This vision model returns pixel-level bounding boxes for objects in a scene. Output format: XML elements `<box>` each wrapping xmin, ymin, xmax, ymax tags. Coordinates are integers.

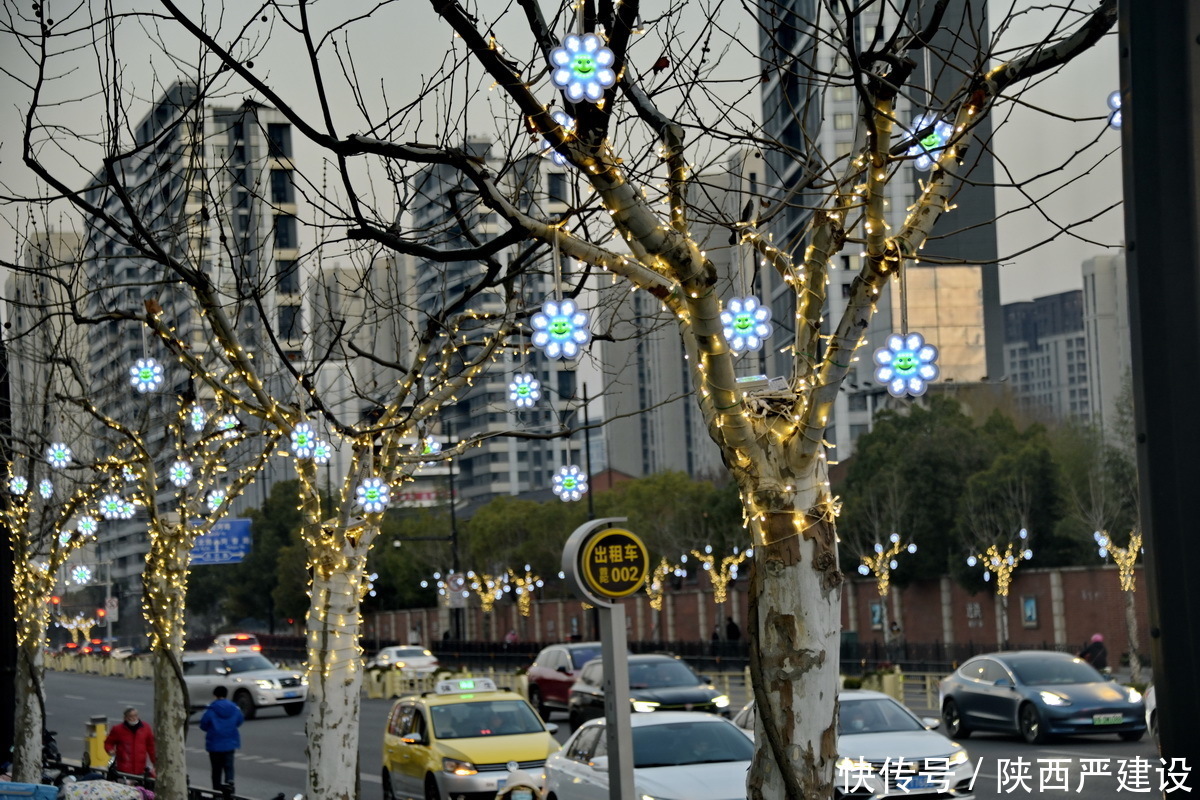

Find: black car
<box><xmin>939</xmin><ymin>650</ymin><xmax>1146</xmax><ymax>744</ymax></box>
<box><xmin>567</xmin><ymin>653</ymin><xmax>731</xmax><ymax>730</ymax></box>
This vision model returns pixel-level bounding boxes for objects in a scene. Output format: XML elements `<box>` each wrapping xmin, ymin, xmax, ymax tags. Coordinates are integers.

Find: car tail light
<box><xmin>102</xmin><ymin>646</ymin><xmax>112</xmax><ymax>652</ymax></box>
<box><xmin>252</xmin><ymin>645</ymin><xmax>262</xmax><ymax>652</ymax></box>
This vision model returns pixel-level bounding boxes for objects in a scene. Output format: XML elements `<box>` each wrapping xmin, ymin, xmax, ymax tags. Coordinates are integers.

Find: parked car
<box><xmin>567</xmin><ymin>653</ymin><xmax>730</xmax><ymax>730</ymax></box>
<box><xmin>939</xmin><ymin>650</ymin><xmax>1146</xmax><ymax>744</ymax></box>
<box><xmin>367</xmin><ymin>646</ymin><xmax>440</xmax><ymax>674</ymax></box>
<box><xmin>109</xmin><ymin>646</ymin><xmax>137</xmax><ymax>660</ymax></box>
<box><xmin>526</xmin><ymin>641</ymin><xmax>602</xmax><ymax>719</ymax></box>
<box><xmin>732</xmin><ymin>693</ymin><xmax>976</xmax><ymax>798</ymax></box>
<box><xmin>182</xmin><ymin>652</ymin><xmax>306</xmax><ymax>719</ymax></box>
<box><xmin>381</xmin><ymin>676</ymin><xmax>560</xmax><ymax>800</ymax></box>
<box><xmin>544</xmin><ymin>712</ymin><xmax>753</xmax><ymax>800</ymax></box>
<box><xmin>1145</xmin><ymin>684</ymin><xmax>1158</xmax><ymax>748</ymax></box>
<box><xmin>207</xmin><ymin>632</ymin><xmax>262</xmax><ymax>654</ymax></box>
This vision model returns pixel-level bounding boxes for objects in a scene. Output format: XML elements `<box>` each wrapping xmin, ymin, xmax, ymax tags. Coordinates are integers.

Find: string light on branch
<box><xmin>873</xmin><ymin>332</ymin><xmax>940</xmax><ymax>397</ymax></box>
<box><xmin>1107</xmin><ymin>91</ymin><xmax>1122</xmax><ymax>130</ymax></box>
<box><xmin>907</xmin><ymin>114</ymin><xmax>954</xmax><ymax>171</ymax></box>
<box><xmin>356</xmin><ymin>477</ymin><xmax>391</xmax><ymax>513</ymax></box>
<box><xmin>858</xmin><ymin>533</ymin><xmax>918</xmax><ymax>597</ymax></box>
<box><xmin>39</xmin><ymin>479</ymin><xmax>53</xmax><ymax>499</ymax></box>
<box><xmin>129</xmin><ymin>358</ymin><xmax>165</xmax><ymax>393</ymax></box>
<box><xmin>549</xmin><ymin>33</ymin><xmax>616</xmax><ymax>103</ymax></box>
<box><xmin>468</xmin><ymin>570</ymin><xmax>507</xmax><ymax>613</ymax></box>
<box><xmin>645</xmin><ymin>558</ymin><xmax>681</xmax><ymax>611</ymax></box>
<box><xmin>291</xmin><ymin>423</ymin><xmax>317</xmax><ymax>458</ymax></box>
<box><xmin>689</xmin><ymin>546</ymin><xmax>752</xmax><ymax>603</ymax></box>
<box><xmin>9</xmin><ymin>476</ymin><xmax>28</xmax><ymax>495</ymax></box>
<box><xmin>509</xmin><ymin>373</ymin><xmax>542</xmax><ymax>408</ymax></box>
<box><xmin>540</xmin><ymin>110</ymin><xmax>576</xmax><ymax>166</ymax></box>
<box><xmin>552</xmin><ymin>464</ymin><xmax>588</xmax><ymax>502</ymax></box>
<box><xmin>1094</xmin><ymin>530</ymin><xmax>1142</xmax><ymax>592</ymax></box>
<box><xmin>966</xmin><ymin>529</ymin><xmax>1032</xmax><ymax>597</ymax></box>
<box><xmin>169</xmin><ymin>460</ymin><xmax>193</xmax><ymax>488</ymax></box>
<box><xmin>720</xmin><ymin>296</ymin><xmax>773</xmax><ymax>353</ymax></box>
<box><xmin>46</xmin><ymin>442</ymin><xmax>72</xmax><ymax>469</ymax></box>
<box><xmin>531</xmin><ymin>298</ymin><xmax>591</xmax><ymax>360</ymax></box>
<box><xmin>507</xmin><ymin>565</ymin><xmax>544</xmax><ymax>617</ymax></box>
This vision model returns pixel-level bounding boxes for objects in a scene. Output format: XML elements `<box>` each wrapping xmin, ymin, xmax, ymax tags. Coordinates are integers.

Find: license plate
<box><xmin>282</xmin><ymin>691</ymin><xmax>300</xmax><ymax>699</ymax></box>
<box><xmin>905</xmin><ymin>775</ymin><xmax>932</xmax><ymax>790</ymax></box>
<box><xmin>496</xmin><ymin>779</ymin><xmax>505</xmax><ymax>789</ymax></box>
<box><xmin>1093</xmin><ymin>713</ymin><xmax>1123</xmax><ymax>725</ymax></box>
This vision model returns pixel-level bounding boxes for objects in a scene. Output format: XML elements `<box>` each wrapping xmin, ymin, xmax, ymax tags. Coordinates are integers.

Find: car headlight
<box><xmin>1039</xmin><ymin>690</ymin><xmax>1071</xmax><ymax>706</ymax></box>
<box><xmin>836</xmin><ymin>757</ymin><xmax>873</xmax><ymax>772</ymax></box>
<box><xmin>1127</xmin><ymin>687</ymin><xmax>1143</xmax><ymax>703</ymax></box>
<box><xmin>442</xmin><ymin>758</ymin><xmax>477</xmax><ymax>776</ymax></box>
<box><xmin>631</xmin><ymin>700</ymin><xmax>660</xmax><ymax>713</ymax></box>
<box><xmin>713</xmin><ymin>694</ymin><xmax>730</xmax><ymax>709</ymax></box>
<box><xmin>299</xmin><ymin>675</ymin><xmax>308</xmax><ymax>686</ymax></box>
<box><xmin>948</xmin><ymin>748</ymin><xmax>969</xmax><ymax>766</ymax></box>
<box><xmin>256</xmin><ymin>679</ymin><xmax>276</xmax><ymax>689</ymax></box>
<box><xmin>394</xmin><ymin>661</ymin><xmax>407</xmax><ymax>669</ymax></box>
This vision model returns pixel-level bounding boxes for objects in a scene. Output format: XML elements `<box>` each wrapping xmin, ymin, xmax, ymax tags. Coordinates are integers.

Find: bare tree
<box><xmin>960</xmin><ymin>477</ymin><xmax>1035</xmax><ymax>647</ymax></box>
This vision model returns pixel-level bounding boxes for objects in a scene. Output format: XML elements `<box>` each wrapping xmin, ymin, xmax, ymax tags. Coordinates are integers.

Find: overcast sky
<box><xmin>0</xmin><ymin>0</ymin><xmax>1123</xmax><ymax>305</ymax></box>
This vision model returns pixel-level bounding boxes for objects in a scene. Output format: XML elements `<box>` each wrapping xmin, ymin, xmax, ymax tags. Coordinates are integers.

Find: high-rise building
<box><xmin>1081</xmin><ymin>254</ymin><xmax>1132</xmax><ymax>434</ymax></box>
<box><xmin>1002</xmin><ymin>290</ymin><xmax>1089</xmax><ymax>421</ymax></box>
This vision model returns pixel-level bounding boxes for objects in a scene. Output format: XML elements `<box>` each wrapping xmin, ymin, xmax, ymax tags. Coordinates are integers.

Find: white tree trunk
<box><xmin>1124</xmin><ymin>590</ymin><xmax>1142</xmax><ymax>683</ymax></box>
<box><xmin>746</xmin><ymin>472</ymin><xmax>842</xmax><ymax>800</ymax></box>
<box><xmin>144</xmin><ymin>536</ymin><xmax>190</xmax><ymax>800</ymax></box>
<box><xmin>306</xmin><ymin>568</ymin><xmax>365</xmax><ymax>800</ymax></box>
<box><xmin>13</xmin><ymin>632</ymin><xmax>46</xmax><ymax>782</ymax></box>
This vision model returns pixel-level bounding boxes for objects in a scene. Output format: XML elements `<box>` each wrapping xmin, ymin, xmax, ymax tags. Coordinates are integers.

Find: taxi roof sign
<box><xmin>434</xmin><ymin>677</ymin><xmax>498</xmax><ymax>695</ymax></box>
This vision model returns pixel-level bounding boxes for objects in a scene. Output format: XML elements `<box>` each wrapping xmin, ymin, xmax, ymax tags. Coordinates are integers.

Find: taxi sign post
<box><xmin>562</xmin><ymin>518</ymin><xmax>649</xmax><ymax>800</ymax></box>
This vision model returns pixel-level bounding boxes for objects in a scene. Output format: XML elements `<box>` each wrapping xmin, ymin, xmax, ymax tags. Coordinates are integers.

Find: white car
<box><xmin>1146</xmin><ymin>685</ymin><xmax>1158</xmax><ymax>748</ymax></box>
<box><xmin>367</xmin><ymin>645</ymin><xmax>440</xmax><ymax>674</ymax></box>
<box><xmin>544</xmin><ymin>711</ymin><xmax>753</xmax><ymax>800</ymax></box>
<box><xmin>182</xmin><ymin>652</ymin><xmax>306</xmax><ymax>719</ymax></box>
<box><xmin>207</xmin><ymin>632</ymin><xmax>262</xmax><ymax>654</ymax></box>
<box><xmin>733</xmin><ymin>691</ymin><xmax>976</xmax><ymax>799</ymax></box>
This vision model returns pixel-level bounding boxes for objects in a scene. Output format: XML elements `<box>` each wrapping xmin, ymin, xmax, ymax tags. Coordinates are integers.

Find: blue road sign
<box><xmin>190</xmin><ymin>518</ymin><xmax>252</xmax><ymax>565</ymax></box>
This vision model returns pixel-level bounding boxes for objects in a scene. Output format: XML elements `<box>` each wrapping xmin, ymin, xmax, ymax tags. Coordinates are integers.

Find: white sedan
<box><xmin>544</xmin><ymin>711</ymin><xmax>752</xmax><ymax>800</ymax></box>
<box><xmin>366</xmin><ymin>646</ymin><xmax>440</xmax><ymax>674</ymax></box>
<box><xmin>733</xmin><ymin>691</ymin><xmax>977</xmax><ymax>799</ymax></box>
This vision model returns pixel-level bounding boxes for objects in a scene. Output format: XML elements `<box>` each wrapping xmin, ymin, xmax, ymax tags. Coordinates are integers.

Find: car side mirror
<box><xmin>922</xmin><ymin>717</ymin><xmax>940</xmax><ymax>730</ymax></box>
<box><xmin>402</xmin><ymin>732</ymin><xmax>424</xmax><ymax>745</ymax></box>
<box><xmin>589</xmin><ymin>756</ymin><xmax>608</xmax><ymax>771</ymax></box>
<box><xmin>544</xmin><ymin>722</ymin><xmax>558</xmax><ymax>735</ymax></box>
<box><xmin>995</xmin><ymin>677</ymin><xmax>1014</xmax><ymax>688</ymax></box>
<box><xmin>556</xmin><ymin>666</ymin><xmax>571</xmax><ymax>675</ymax></box>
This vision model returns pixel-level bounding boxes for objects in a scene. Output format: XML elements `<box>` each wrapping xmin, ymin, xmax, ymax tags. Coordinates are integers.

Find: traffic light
<box><xmin>49</xmin><ymin>596</ymin><xmax>60</xmax><ymax>606</ymax></box>
<box><xmin>96</xmin><ymin>608</ymin><xmax>106</xmax><ymax>619</ymax></box>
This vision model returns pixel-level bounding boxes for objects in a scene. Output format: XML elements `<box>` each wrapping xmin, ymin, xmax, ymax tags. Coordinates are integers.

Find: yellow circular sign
<box><xmin>579</xmin><ymin>528</ymin><xmax>649</xmax><ymax>598</ymax></box>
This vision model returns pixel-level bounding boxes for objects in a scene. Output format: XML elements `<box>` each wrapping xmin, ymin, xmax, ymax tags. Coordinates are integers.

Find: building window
<box><xmin>832</xmin><ymin>86</ymin><xmax>854</xmax><ymax>102</ymax></box>
<box><xmin>557</xmin><ymin>370</ymin><xmax>576</xmax><ymax>400</ymax></box>
<box><xmin>270</xmin><ymin>169</ymin><xmax>295</xmax><ymax>204</ymax></box>
<box><xmin>274</xmin><ymin>214</ymin><xmax>297</xmax><ymax>249</ymax></box>
<box><xmin>267</xmin><ymin>124</ymin><xmax>292</xmax><ymax>159</ymax></box>
<box><xmin>548</xmin><ymin>172</ymin><xmax>568</xmax><ymax>205</ymax></box>
<box><xmin>278</xmin><ymin>305</ymin><xmax>302</xmax><ymax>339</ymax></box>
<box><xmin>277</xmin><ymin>260</ymin><xmax>300</xmax><ymax>293</ymax></box>
<box><xmin>848</xmin><ymin>394</ymin><xmax>868</xmax><ymax>411</ymax></box>
<box><xmin>833</xmin><ymin>113</ymin><xmax>854</xmax><ymax>130</ymax></box>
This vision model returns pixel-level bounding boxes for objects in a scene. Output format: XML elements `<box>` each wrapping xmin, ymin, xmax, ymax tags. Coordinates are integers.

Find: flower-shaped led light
<box><xmin>218</xmin><ymin>414</ymin><xmax>240</xmax><ymax>439</ymax></box>
<box><xmin>59</xmin><ymin>531</ymin><xmax>72</xmax><ymax>546</ymax></box>
<box><xmin>188</xmin><ymin>403</ymin><xmax>207</xmax><ymax>432</ymax></box>
<box><xmin>39</xmin><ymin>479</ymin><xmax>53</xmax><ymax>499</ymax></box>
<box><xmin>118</xmin><ymin>500</ymin><xmax>136</xmax><ymax>520</ymax></box>
<box><xmin>552</xmin><ymin>464</ymin><xmax>588</xmax><ymax>502</ymax></box>
<box><xmin>356</xmin><ymin>477</ymin><xmax>391</xmax><ymax>514</ymax></box>
<box><xmin>720</xmin><ymin>296</ymin><xmax>773</xmax><ymax>353</ymax></box>
<box><xmin>207</xmin><ymin>489</ymin><xmax>227</xmax><ymax>512</ymax></box>
<box><xmin>1107</xmin><ymin>91</ymin><xmax>1121</xmax><ymax>130</ymax></box>
<box><xmin>46</xmin><ymin>442</ymin><xmax>72</xmax><ymax>469</ymax></box>
<box><xmin>9</xmin><ymin>476</ymin><xmax>28</xmax><ymax>496</ymax></box>
<box><xmin>169</xmin><ymin>460</ymin><xmax>193</xmax><ymax>488</ymax></box>
<box><xmin>72</xmin><ymin>565</ymin><xmax>92</xmax><ymax>585</ymax></box>
<box><xmin>291</xmin><ymin>422</ymin><xmax>317</xmax><ymax>458</ymax></box>
<box><xmin>540</xmin><ymin>110</ymin><xmax>576</xmax><ymax>166</ymax></box>
<box><xmin>907</xmin><ymin>114</ymin><xmax>955</xmax><ymax>171</ymax></box>
<box><xmin>129</xmin><ymin>358</ymin><xmax>165</xmax><ymax>393</ymax></box>
<box><xmin>509</xmin><ymin>373</ymin><xmax>542</xmax><ymax>409</ymax></box>
<box><xmin>549</xmin><ymin>33</ymin><xmax>617</xmax><ymax>104</ymax></box>
<box><xmin>531</xmin><ymin>298</ymin><xmax>591</xmax><ymax>360</ymax></box>
<box><xmin>77</xmin><ymin>516</ymin><xmax>98</xmax><ymax>537</ymax></box>
<box><xmin>420</xmin><ymin>438</ymin><xmax>441</xmax><ymax>457</ymax></box>
<box><xmin>312</xmin><ymin>440</ymin><xmax>332</xmax><ymax>465</ymax></box>
<box><xmin>100</xmin><ymin>494</ymin><xmax>124</xmax><ymax>519</ymax></box>
<box><xmin>873</xmin><ymin>332</ymin><xmax>940</xmax><ymax>397</ymax></box>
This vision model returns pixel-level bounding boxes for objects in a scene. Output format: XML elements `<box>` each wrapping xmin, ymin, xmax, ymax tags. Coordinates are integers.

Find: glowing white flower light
<box><xmin>218</xmin><ymin>414</ymin><xmax>239</xmax><ymax>439</ymax></box>
<box><xmin>356</xmin><ymin>477</ymin><xmax>391</xmax><ymax>513</ymax></box>
<box><xmin>966</xmin><ymin>555</ymin><xmax>977</xmax><ymax>567</ymax></box>
<box><xmin>39</xmin><ymin>480</ymin><xmax>53</xmax><ymax>499</ymax></box>
<box><xmin>129</xmin><ymin>358</ymin><xmax>165</xmax><ymax>393</ymax></box>
<box><xmin>188</xmin><ymin>403</ymin><xmax>207</xmax><ymax>432</ymax></box>
<box><xmin>312</xmin><ymin>440</ymin><xmax>332</xmax><ymax>465</ymax></box>
<box><xmin>59</xmin><ymin>531</ymin><xmax>72</xmax><ymax>546</ymax></box>
<box><xmin>9</xmin><ymin>476</ymin><xmax>28</xmax><ymax>496</ymax></box>
<box><xmin>857</xmin><ymin>564</ymin><xmax>871</xmax><ymax>576</ymax></box>
<box><xmin>291</xmin><ymin>423</ymin><xmax>317</xmax><ymax>458</ymax></box>
<box><xmin>118</xmin><ymin>500</ymin><xmax>136</xmax><ymax>520</ymax></box>
<box><xmin>907</xmin><ymin>114</ymin><xmax>954</xmax><ymax>171</ymax></box>
<box><xmin>72</xmin><ymin>565</ymin><xmax>92</xmax><ymax>585</ymax></box>
<box><xmin>1107</xmin><ymin>90</ymin><xmax>1122</xmax><ymax>130</ymax></box>
<box><xmin>720</xmin><ymin>296</ymin><xmax>773</xmax><ymax>353</ymax></box>
<box><xmin>207</xmin><ymin>489</ymin><xmax>227</xmax><ymax>512</ymax></box>
<box><xmin>873</xmin><ymin>332</ymin><xmax>940</xmax><ymax>397</ymax></box>
<box><xmin>531</xmin><ymin>298</ymin><xmax>591</xmax><ymax>360</ymax></box>
<box><xmin>122</xmin><ymin>467</ymin><xmax>136</xmax><ymax>483</ymax></box>
<box><xmin>420</xmin><ymin>438</ymin><xmax>441</xmax><ymax>457</ymax></box>
<box><xmin>540</xmin><ymin>110</ymin><xmax>576</xmax><ymax>166</ymax></box>
<box><xmin>169</xmin><ymin>460</ymin><xmax>193</xmax><ymax>488</ymax></box>
<box><xmin>46</xmin><ymin>442</ymin><xmax>72</xmax><ymax>469</ymax></box>
<box><xmin>509</xmin><ymin>374</ymin><xmax>542</xmax><ymax>409</ymax></box>
<box><xmin>77</xmin><ymin>516</ymin><xmax>98</xmax><ymax>537</ymax></box>
<box><xmin>552</xmin><ymin>464</ymin><xmax>588</xmax><ymax>502</ymax></box>
<box><xmin>549</xmin><ymin>33</ymin><xmax>617</xmax><ymax>104</ymax></box>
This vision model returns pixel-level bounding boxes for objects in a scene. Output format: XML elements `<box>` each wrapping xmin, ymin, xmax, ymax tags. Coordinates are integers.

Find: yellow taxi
<box><xmin>382</xmin><ymin>677</ymin><xmax>560</xmax><ymax>800</ymax></box>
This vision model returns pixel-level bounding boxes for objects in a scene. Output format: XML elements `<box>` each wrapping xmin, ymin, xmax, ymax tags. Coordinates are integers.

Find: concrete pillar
<box><xmin>697</xmin><ymin>589</ymin><xmax>708</xmax><ymax>643</ymax></box>
<box><xmin>557</xmin><ymin>600</ymin><xmax>565</xmax><ymax>641</ymax></box>
<box><xmin>847</xmin><ymin>581</ymin><xmax>859</xmax><ymax>633</ymax></box>
<box><xmin>891</xmin><ymin>589</ymin><xmax>904</xmax><ymax>633</ymax></box>
<box><xmin>940</xmin><ymin>577</ymin><xmax>955</xmax><ymax>645</ymax></box>
<box><xmin>532</xmin><ymin>599</ymin><xmax>542</xmax><ymax>641</ymax></box>
<box><xmin>1050</xmin><ymin>570</ymin><xmax>1067</xmax><ymax>647</ymax></box>
<box><xmin>634</xmin><ymin>596</ymin><xmax>644</xmax><ymax>641</ymax></box>
<box><xmin>666</xmin><ymin>591</ymin><xmax>677</xmax><ymax>641</ymax></box>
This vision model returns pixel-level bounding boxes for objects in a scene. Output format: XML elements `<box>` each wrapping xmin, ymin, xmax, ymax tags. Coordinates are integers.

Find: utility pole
<box><xmin>0</xmin><ymin>330</ymin><xmax>16</xmax><ymax>757</ymax></box>
<box><xmin>446</xmin><ymin>419</ymin><xmax>463</xmax><ymax>641</ymax></box>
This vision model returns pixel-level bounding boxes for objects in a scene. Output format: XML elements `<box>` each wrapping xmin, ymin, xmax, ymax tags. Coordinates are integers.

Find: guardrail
<box><xmin>45</xmin><ymin>655</ymin><xmax>154</xmax><ymax>679</ymax></box>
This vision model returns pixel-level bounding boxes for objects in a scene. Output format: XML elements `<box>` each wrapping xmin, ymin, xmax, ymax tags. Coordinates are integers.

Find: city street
<box><xmin>44</xmin><ymin>671</ymin><xmax>1160</xmax><ymax>800</ymax></box>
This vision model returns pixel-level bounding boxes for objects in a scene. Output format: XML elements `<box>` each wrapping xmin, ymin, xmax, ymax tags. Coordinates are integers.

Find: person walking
<box><xmin>200</xmin><ymin>686</ymin><xmax>245</xmax><ymax>791</ymax></box>
<box><xmin>104</xmin><ymin>707</ymin><xmax>156</xmax><ymax>776</ymax></box>
<box><xmin>1078</xmin><ymin>633</ymin><xmax>1109</xmax><ymax>670</ymax></box>
<box><xmin>725</xmin><ymin>617</ymin><xmax>741</xmax><ymax>642</ymax></box>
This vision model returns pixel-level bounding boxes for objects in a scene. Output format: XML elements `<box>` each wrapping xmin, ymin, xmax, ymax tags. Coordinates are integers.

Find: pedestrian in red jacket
<box><xmin>104</xmin><ymin>707</ymin><xmax>157</xmax><ymax>776</ymax></box>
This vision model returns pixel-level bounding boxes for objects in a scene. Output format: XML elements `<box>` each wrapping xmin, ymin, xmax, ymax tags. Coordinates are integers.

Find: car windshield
<box><xmin>839</xmin><ymin>699</ymin><xmax>924</xmax><ymax>735</ymax></box>
<box><xmin>430</xmin><ymin>700</ymin><xmax>545</xmax><ymax>740</ymax></box>
<box><xmin>387</xmin><ymin>648</ymin><xmax>431</xmax><ymax>658</ymax></box>
<box><xmin>1009</xmin><ymin>658</ymin><xmax>1103</xmax><ymax>686</ymax></box>
<box><xmin>628</xmin><ymin>659</ymin><xmax>702</xmax><ymax>689</ymax></box>
<box><xmin>569</xmin><ymin>646</ymin><xmax>601</xmax><ymax>669</ymax></box>
<box><xmin>632</xmin><ymin>721</ymin><xmax>754</xmax><ymax>767</ymax></box>
<box><xmin>225</xmin><ymin>655</ymin><xmax>276</xmax><ymax>673</ymax></box>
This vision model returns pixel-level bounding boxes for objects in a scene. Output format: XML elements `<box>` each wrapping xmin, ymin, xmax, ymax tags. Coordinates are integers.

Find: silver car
<box><xmin>182</xmin><ymin>652</ymin><xmax>307</xmax><ymax>719</ymax></box>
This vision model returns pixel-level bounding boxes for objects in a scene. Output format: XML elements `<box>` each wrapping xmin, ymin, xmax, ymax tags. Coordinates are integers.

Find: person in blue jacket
<box><xmin>200</xmin><ymin>685</ymin><xmax>245</xmax><ymax>790</ymax></box>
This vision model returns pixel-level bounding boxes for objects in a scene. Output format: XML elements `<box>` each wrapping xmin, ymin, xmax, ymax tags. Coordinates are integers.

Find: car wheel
<box><xmin>1019</xmin><ymin>703</ymin><xmax>1046</xmax><ymax>744</ymax></box>
<box><xmin>284</xmin><ymin>702</ymin><xmax>304</xmax><ymax>717</ymax></box>
<box><xmin>424</xmin><ymin>774</ymin><xmax>441</xmax><ymax>800</ymax></box>
<box><xmin>1120</xmin><ymin>729</ymin><xmax>1145</xmax><ymax>742</ymax></box>
<box><xmin>233</xmin><ymin>690</ymin><xmax>257</xmax><ymax>720</ymax></box>
<box><xmin>382</xmin><ymin>770</ymin><xmax>395</xmax><ymax>800</ymax></box>
<box><xmin>529</xmin><ymin>686</ymin><xmax>549</xmax><ymax>720</ymax></box>
<box><xmin>942</xmin><ymin>699</ymin><xmax>970</xmax><ymax>739</ymax></box>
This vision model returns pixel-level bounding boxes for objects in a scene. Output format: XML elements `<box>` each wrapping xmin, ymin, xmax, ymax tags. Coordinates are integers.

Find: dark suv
<box><xmin>525</xmin><ymin>641</ymin><xmax>602</xmax><ymax>719</ymax></box>
<box><xmin>567</xmin><ymin>653</ymin><xmax>731</xmax><ymax>730</ymax></box>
